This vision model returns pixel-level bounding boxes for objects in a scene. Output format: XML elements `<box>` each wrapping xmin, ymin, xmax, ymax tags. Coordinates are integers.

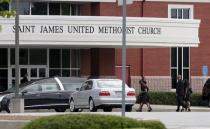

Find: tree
<box><xmin>0</xmin><ymin>0</ymin><xmax>15</xmax><ymax>17</ymax></box>
<box><xmin>0</xmin><ymin>0</ymin><xmax>15</xmax><ymax>32</ymax></box>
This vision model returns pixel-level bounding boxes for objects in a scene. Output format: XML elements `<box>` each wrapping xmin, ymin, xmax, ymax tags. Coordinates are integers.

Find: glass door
<box><xmin>8</xmin><ymin>65</ymin><xmax>48</xmax><ymax>89</ymax></box>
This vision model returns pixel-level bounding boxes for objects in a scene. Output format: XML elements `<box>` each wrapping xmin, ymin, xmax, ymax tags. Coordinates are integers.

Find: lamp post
<box><xmin>121</xmin><ymin>0</ymin><xmax>127</xmax><ymax>117</ymax></box>
<box><xmin>12</xmin><ymin>0</ymin><xmax>24</xmax><ymax>113</ymax></box>
<box><xmin>15</xmin><ymin>0</ymin><xmax>19</xmax><ymax>98</ymax></box>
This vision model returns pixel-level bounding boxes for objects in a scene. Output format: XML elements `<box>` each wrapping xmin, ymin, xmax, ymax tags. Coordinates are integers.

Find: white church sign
<box><xmin>0</xmin><ymin>16</ymin><xmax>200</xmax><ymax>47</ymax></box>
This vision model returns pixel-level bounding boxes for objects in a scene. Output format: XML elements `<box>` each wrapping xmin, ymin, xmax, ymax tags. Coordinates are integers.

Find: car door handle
<box><xmin>56</xmin><ymin>93</ymin><xmax>61</xmax><ymax>95</ymax></box>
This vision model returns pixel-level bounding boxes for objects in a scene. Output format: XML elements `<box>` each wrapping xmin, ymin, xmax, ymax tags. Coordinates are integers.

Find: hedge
<box><xmin>22</xmin><ymin>114</ymin><xmax>166</xmax><ymax>129</ymax></box>
<box><xmin>137</xmin><ymin>92</ymin><xmax>208</xmax><ymax>106</ymax></box>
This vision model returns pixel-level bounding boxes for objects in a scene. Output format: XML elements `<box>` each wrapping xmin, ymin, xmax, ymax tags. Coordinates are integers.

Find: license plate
<box><xmin>115</xmin><ymin>91</ymin><xmax>122</xmax><ymax>97</ymax></box>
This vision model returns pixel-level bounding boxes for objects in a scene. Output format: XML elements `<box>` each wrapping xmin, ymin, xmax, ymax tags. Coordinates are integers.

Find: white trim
<box><xmin>29</xmin><ymin>0</ymin><xmax>31</xmax><ymax>15</ymax></box>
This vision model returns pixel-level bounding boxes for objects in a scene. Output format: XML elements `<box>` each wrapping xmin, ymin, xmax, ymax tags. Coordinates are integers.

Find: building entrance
<box><xmin>8</xmin><ymin>65</ymin><xmax>48</xmax><ymax>89</ymax></box>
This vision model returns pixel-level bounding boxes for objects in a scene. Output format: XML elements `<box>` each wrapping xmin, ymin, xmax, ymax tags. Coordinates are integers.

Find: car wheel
<box><xmin>55</xmin><ymin>108</ymin><xmax>66</xmax><ymax>112</ymax></box>
<box><xmin>103</xmin><ymin>107</ymin><xmax>112</xmax><ymax>112</ymax></box>
<box><xmin>69</xmin><ymin>99</ymin><xmax>79</xmax><ymax>112</ymax></box>
<box><xmin>125</xmin><ymin>105</ymin><xmax>133</xmax><ymax>112</ymax></box>
<box><xmin>89</xmin><ymin>98</ymin><xmax>97</xmax><ymax>112</ymax></box>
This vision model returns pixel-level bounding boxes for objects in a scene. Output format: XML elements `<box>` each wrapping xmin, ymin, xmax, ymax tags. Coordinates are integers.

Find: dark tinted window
<box><xmin>183</xmin><ymin>47</ymin><xmax>189</xmax><ymax>67</ymax></box>
<box><xmin>71</xmin><ymin>4</ymin><xmax>80</xmax><ymax>15</ymax></box>
<box><xmin>49</xmin><ymin>69</ymin><xmax>61</xmax><ymax>77</ymax></box>
<box><xmin>0</xmin><ymin>69</ymin><xmax>8</xmax><ymax>92</ymax></box>
<box><xmin>178</xmin><ymin>48</ymin><xmax>182</xmax><ymax>75</ymax></box>
<box><xmin>31</xmin><ymin>2</ymin><xmax>47</xmax><ymax>15</ymax></box>
<box><xmin>178</xmin><ymin>9</ymin><xmax>182</xmax><ymax>19</ymax></box>
<box><xmin>11</xmin><ymin>48</ymin><xmax>28</xmax><ymax>65</ymax></box>
<box><xmin>50</xmin><ymin>49</ymin><xmax>61</xmax><ymax>68</ymax></box>
<box><xmin>0</xmin><ymin>2</ymin><xmax>9</xmax><ymax>11</ymax></box>
<box><xmin>171</xmin><ymin>48</ymin><xmax>177</xmax><ymax>67</ymax></box>
<box><xmin>61</xmin><ymin>3</ymin><xmax>70</xmax><ymax>15</ymax></box>
<box><xmin>20</xmin><ymin>49</ymin><xmax>28</xmax><ymax>65</ymax></box>
<box><xmin>183</xmin><ymin>9</ymin><xmax>190</xmax><ymax>19</ymax></box>
<box><xmin>0</xmin><ymin>48</ymin><xmax>7</xmax><ymax>68</ymax></box>
<box><xmin>183</xmin><ymin>69</ymin><xmax>189</xmax><ymax>81</ymax></box>
<box><xmin>30</xmin><ymin>49</ymin><xmax>47</xmax><ymax>65</ymax></box>
<box><xmin>171</xmin><ymin>69</ymin><xmax>177</xmax><ymax>89</ymax></box>
<box><xmin>49</xmin><ymin>3</ymin><xmax>60</xmax><ymax>15</ymax></box>
<box><xmin>22</xmin><ymin>84</ymin><xmax>41</xmax><ymax>93</ymax></box>
<box><xmin>62</xmin><ymin>49</ymin><xmax>70</xmax><ymax>68</ymax></box>
<box><xmin>171</xmin><ymin>9</ymin><xmax>177</xmax><ymax>19</ymax></box>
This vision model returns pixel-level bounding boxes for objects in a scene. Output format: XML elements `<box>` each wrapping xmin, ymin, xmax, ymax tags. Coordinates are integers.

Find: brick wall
<box><xmin>191</xmin><ymin>76</ymin><xmax>210</xmax><ymax>93</ymax></box>
<box><xmin>131</xmin><ymin>76</ymin><xmax>171</xmax><ymax>95</ymax></box>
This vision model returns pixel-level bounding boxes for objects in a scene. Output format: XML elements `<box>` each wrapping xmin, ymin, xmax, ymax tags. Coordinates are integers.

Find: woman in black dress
<box><xmin>137</xmin><ymin>76</ymin><xmax>152</xmax><ymax>112</ymax></box>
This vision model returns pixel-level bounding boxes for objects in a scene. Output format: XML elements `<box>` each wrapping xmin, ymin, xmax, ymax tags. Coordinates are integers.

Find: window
<box><xmin>49</xmin><ymin>3</ymin><xmax>60</xmax><ymax>15</ymax></box>
<box><xmin>0</xmin><ymin>48</ymin><xmax>7</xmax><ymax>68</ymax></box>
<box><xmin>31</xmin><ymin>2</ymin><xmax>47</xmax><ymax>15</ymax></box>
<box><xmin>22</xmin><ymin>84</ymin><xmax>42</xmax><ymax>93</ymax></box>
<box><xmin>11</xmin><ymin>1</ymin><xmax>30</xmax><ymax>15</ymax></box>
<box><xmin>29</xmin><ymin>49</ymin><xmax>47</xmax><ymax>65</ymax></box>
<box><xmin>61</xmin><ymin>3</ymin><xmax>70</xmax><ymax>15</ymax></box>
<box><xmin>80</xmin><ymin>83</ymin><xmax>87</xmax><ymax>91</ymax></box>
<box><xmin>0</xmin><ymin>2</ymin><xmax>9</xmax><ymax>11</ymax></box>
<box><xmin>11</xmin><ymin>48</ymin><xmax>28</xmax><ymax>65</ymax></box>
<box><xmin>49</xmin><ymin>49</ymin><xmax>80</xmax><ymax>77</ymax></box>
<box><xmin>50</xmin><ymin>49</ymin><xmax>61</xmax><ymax>68</ymax></box>
<box><xmin>169</xmin><ymin>5</ymin><xmax>193</xmax><ymax>89</ymax></box>
<box><xmin>24</xmin><ymin>2</ymin><xmax>80</xmax><ymax>16</ymax></box>
<box><xmin>86</xmin><ymin>81</ymin><xmax>93</xmax><ymax>90</ymax></box>
<box><xmin>41</xmin><ymin>83</ymin><xmax>60</xmax><ymax>92</ymax></box>
<box><xmin>71</xmin><ymin>4</ymin><xmax>80</xmax><ymax>15</ymax></box>
<box><xmin>39</xmin><ymin>78</ymin><xmax>60</xmax><ymax>92</ymax></box>
<box><xmin>0</xmin><ymin>69</ymin><xmax>8</xmax><ymax>92</ymax></box>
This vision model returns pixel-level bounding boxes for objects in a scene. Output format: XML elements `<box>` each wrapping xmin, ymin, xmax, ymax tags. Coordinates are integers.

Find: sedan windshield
<box><xmin>97</xmin><ymin>80</ymin><xmax>128</xmax><ymax>88</ymax></box>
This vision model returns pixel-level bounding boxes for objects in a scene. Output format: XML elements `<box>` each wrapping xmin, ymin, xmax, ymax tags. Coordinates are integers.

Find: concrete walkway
<box><xmin>1</xmin><ymin>105</ymin><xmax>210</xmax><ymax>129</ymax></box>
<box><xmin>132</xmin><ymin>104</ymin><xmax>210</xmax><ymax>112</ymax></box>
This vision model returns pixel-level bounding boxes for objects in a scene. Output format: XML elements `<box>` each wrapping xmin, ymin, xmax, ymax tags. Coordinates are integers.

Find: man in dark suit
<box><xmin>176</xmin><ymin>75</ymin><xmax>185</xmax><ymax>112</ymax></box>
<box><xmin>21</xmin><ymin>73</ymin><xmax>28</xmax><ymax>84</ymax></box>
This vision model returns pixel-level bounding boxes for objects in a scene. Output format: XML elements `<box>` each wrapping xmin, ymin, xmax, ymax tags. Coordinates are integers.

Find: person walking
<box><xmin>137</xmin><ymin>76</ymin><xmax>152</xmax><ymax>112</ymax></box>
<box><xmin>181</xmin><ymin>79</ymin><xmax>193</xmax><ymax>112</ymax></box>
<box><xmin>176</xmin><ymin>75</ymin><xmax>185</xmax><ymax>112</ymax></box>
<box><xmin>21</xmin><ymin>73</ymin><xmax>28</xmax><ymax>84</ymax></box>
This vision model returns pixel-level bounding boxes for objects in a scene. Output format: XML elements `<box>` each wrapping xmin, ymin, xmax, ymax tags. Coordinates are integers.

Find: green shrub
<box><xmin>137</xmin><ymin>92</ymin><xmax>208</xmax><ymax>106</ymax></box>
<box><xmin>22</xmin><ymin>114</ymin><xmax>166</xmax><ymax>129</ymax></box>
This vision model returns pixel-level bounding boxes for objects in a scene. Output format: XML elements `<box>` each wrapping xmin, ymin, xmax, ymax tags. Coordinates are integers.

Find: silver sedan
<box><xmin>69</xmin><ymin>79</ymin><xmax>136</xmax><ymax>112</ymax></box>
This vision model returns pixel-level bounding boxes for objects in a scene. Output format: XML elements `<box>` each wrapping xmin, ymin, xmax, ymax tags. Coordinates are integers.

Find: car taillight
<box><xmin>127</xmin><ymin>91</ymin><xmax>135</xmax><ymax>96</ymax></box>
<box><xmin>99</xmin><ymin>91</ymin><xmax>110</xmax><ymax>96</ymax></box>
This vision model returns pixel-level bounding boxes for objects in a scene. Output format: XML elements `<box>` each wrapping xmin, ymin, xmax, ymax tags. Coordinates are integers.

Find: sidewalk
<box><xmin>132</xmin><ymin>104</ymin><xmax>210</xmax><ymax>112</ymax></box>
